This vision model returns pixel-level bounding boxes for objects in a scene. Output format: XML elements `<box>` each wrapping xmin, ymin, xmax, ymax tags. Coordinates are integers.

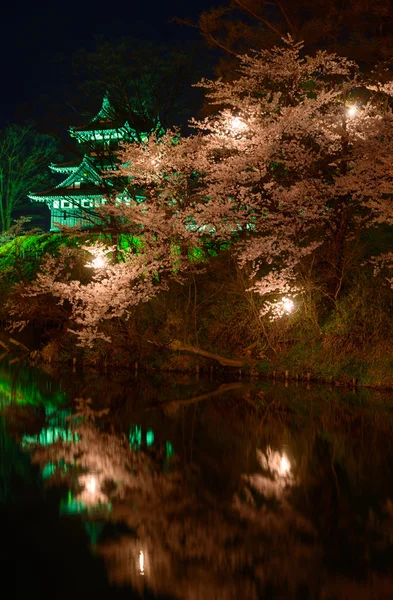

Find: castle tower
<box><xmin>28</xmin><ymin>94</ymin><xmax>150</xmax><ymax>231</ymax></box>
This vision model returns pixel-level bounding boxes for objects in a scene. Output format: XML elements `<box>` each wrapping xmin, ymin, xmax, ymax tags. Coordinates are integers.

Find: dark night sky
<box><xmin>0</xmin><ymin>0</ymin><xmax>216</xmax><ymax>128</ymax></box>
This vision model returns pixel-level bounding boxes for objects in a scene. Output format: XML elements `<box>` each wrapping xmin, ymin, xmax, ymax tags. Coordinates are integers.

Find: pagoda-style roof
<box><xmin>55</xmin><ymin>155</ymin><xmax>103</xmax><ymax>189</ymax></box>
<box><xmin>70</xmin><ymin>94</ymin><xmax>128</xmax><ymax>137</ymax></box>
<box><xmin>69</xmin><ymin>93</ymin><xmax>151</xmax><ymax>144</ymax></box>
<box><xmin>49</xmin><ymin>160</ymin><xmax>80</xmax><ymax>174</ymax></box>
<box><xmin>92</xmin><ymin>93</ymin><xmax>117</xmax><ymax>123</ymax></box>
<box><xmin>50</xmin><ymin>155</ymin><xmax>118</xmax><ymax>174</ymax></box>
<box><xmin>85</xmin><ymin>154</ymin><xmax>119</xmax><ymax>170</ymax></box>
<box><xmin>28</xmin><ymin>185</ymin><xmax>105</xmax><ymax>203</ymax></box>
<box><xmin>29</xmin><ymin>155</ymin><xmax>112</xmax><ymax>204</ymax></box>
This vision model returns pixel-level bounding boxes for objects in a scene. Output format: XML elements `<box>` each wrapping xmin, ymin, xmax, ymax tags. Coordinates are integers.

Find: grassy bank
<box><xmin>2</xmin><ymin>234</ymin><xmax>393</xmax><ymax>389</ymax></box>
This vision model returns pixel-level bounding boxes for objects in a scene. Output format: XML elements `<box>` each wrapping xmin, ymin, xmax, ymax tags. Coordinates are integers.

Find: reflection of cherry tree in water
<box><xmin>19</xmin><ymin>398</ymin><xmax>317</xmax><ymax>597</ymax></box>
<box><xmin>21</xmin><ymin>396</ymin><xmax>393</xmax><ymax>599</ymax></box>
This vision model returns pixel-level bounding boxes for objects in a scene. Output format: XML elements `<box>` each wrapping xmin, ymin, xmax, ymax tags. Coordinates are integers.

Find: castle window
<box><xmin>63</xmin><ymin>211</ymin><xmax>67</xmax><ymax>221</ymax></box>
<box><xmin>63</xmin><ymin>201</ymin><xmax>70</xmax><ymax>207</ymax></box>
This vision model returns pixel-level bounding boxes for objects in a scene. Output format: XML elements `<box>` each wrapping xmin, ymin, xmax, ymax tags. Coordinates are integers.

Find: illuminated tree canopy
<box><xmin>8</xmin><ymin>41</ymin><xmax>393</xmax><ymax>357</ymax></box>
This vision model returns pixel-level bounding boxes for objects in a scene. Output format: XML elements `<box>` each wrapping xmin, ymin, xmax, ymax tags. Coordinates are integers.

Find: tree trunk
<box><xmin>326</xmin><ymin>204</ymin><xmax>349</xmax><ymax>299</ymax></box>
<box><xmin>166</xmin><ymin>339</ymin><xmax>251</xmax><ymax>367</ymax></box>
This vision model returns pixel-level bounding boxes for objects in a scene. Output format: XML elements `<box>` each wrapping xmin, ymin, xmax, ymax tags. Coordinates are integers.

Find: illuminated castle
<box><xmin>29</xmin><ymin>94</ymin><xmax>151</xmax><ymax>231</ymax></box>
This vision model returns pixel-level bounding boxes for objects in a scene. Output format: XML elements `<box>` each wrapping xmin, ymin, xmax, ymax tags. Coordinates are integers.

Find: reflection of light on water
<box><xmin>279</xmin><ymin>453</ymin><xmax>290</xmax><ymax>476</ymax></box>
<box><xmin>22</xmin><ymin>426</ymin><xmax>77</xmax><ymax>447</ymax></box>
<box><xmin>59</xmin><ymin>490</ymin><xmax>86</xmax><ymax>515</ymax></box>
<box><xmin>258</xmin><ymin>446</ymin><xmax>295</xmax><ymax>486</ymax></box>
<box><xmin>166</xmin><ymin>440</ymin><xmax>174</xmax><ymax>458</ymax></box>
<box><xmin>241</xmin><ymin>447</ymin><xmax>296</xmax><ymax>502</ymax></box>
<box><xmin>86</xmin><ymin>475</ymin><xmax>97</xmax><ymax>494</ymax></box>
<box><xmin>129</xmin><ymin>424</ymin><xmax>142</xmax><ymax>450</ymax></box>
<box><xmin>42</xmin><ymin>462</ymin><xmax>56</xmax><ymax>479</ymax></box>
<box><xmin>146</xmin><ymin>429</ymin><xmax>154</xmax><ymax>447</ymax></box>
<box><xmin>139</xmin><ymin>550</ymin><xmax>145</xmax><ymax>575</ymax></box>
<box><xmin>75</xmin><ymin>474</ymin><xmax>109</xmax><ymax>508</ymax></box>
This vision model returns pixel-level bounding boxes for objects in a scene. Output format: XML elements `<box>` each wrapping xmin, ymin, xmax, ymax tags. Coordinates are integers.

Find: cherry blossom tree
<box><xmin>119</xmin><ymin>40</ymin><xmax>393</xmax><ymax>310</ymax></box>
<box><xmin>10</xmin><ymin>40</ymin><xmax>393</xmax><ymax>346</ymax></box>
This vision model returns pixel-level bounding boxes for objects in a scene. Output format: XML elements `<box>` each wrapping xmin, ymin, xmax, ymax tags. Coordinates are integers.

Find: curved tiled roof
<box><xmin>28</xmin><ymin>186</ymin><xmax>104</xmax><ymax>202</ymax></box>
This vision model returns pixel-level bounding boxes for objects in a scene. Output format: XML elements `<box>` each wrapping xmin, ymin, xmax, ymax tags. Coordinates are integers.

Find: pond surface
<box><xmin>1</xmin><ymin>357</ymin><xmax>393</xmax><ymax>599</ymax></box>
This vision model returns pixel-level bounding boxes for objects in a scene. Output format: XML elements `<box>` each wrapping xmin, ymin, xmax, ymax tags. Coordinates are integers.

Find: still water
<box><xmin>1</xmin><ymin>357</ymin><xmax>393</xmax><ymax>599</ymax></box>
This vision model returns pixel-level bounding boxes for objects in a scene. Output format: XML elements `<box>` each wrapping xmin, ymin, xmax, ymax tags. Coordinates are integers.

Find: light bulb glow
<box><xmin>229</xmin><ymin>116</ymin><xmax>248</xmax><ymax>133</ymax></box>
<box><xmin>86</xmin><ymin>476</ymin><xmax>96</xmax><ymax>494</ymax></box>
<box><xmin>139</xmin><ymin>550</ymin><xmax>145</xmax><ymax>575</ymax></box>
<box><xmin>279</xmin><ymin>454</ymin><xmax>290</xmax><ymax>475</ymax></box>
<box><xmin>347</xmin><ymin>105</ymin><xmax>358</xmax><ymax>118</ymax></box>
<box><xmin>282</xmin><ymin>297</ymin><xmax>294</xmax><ymax>313</ymax></box>
<box><xmin>91</xmin><ymin>256</ymin><xmax>107</xmax><ymax>269</ymax></box>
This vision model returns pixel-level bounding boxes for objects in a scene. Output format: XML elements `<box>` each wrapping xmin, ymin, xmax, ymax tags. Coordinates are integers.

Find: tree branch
<box><xmin>148</xmin><ymin>381</ymin><xmax>251</xmax><ymax>408</ymax></box>
<box><xmin>165</xmin><ymin>339</ymin><xmax>252</xmax><ymax>367</ymax></box>
<box><xmin>233</xmin><ymin>0</ymin><xmax>284</xmax><ymax>39</ymax></box>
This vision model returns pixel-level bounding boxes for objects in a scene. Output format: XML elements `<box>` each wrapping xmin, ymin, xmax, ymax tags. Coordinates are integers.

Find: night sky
<box><xmin>0</xmin><ymin>0</ymin><xmax>215</xmax><ymax>128</ymax></box>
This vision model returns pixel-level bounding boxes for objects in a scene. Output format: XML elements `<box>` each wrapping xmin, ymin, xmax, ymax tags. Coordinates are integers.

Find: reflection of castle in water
<box><xmin>129</xmin><ymin>424</ymin><xmax>174</xmax><ymax>458</ymax></box>
<box><xmin>23</xmin><ymin>408</ymin><xmax>176</xmax><ymax>517</ymax></box>
<box><xmin>13</xmin><ymin>386</ymin><xmax>393</xmax><ymax>599</ymax></box>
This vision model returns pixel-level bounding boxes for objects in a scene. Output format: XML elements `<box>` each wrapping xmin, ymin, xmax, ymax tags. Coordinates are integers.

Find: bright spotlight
<box><xmin>90</xmin><ymin>256</ymin><xmax>107</xmax><ymax>269</ymax></box>
<box><xmin>282</xmin><ymin>297</ymin><xmax>294</xmax><ymax>313</ymax></box>
<box><xmin>347</xmin><ymin>105</ymin><xmax>358</xmax><ymax>118</ymax></box>
<box><xmin>229</xmin><ymin>116</ymin><xmax>248</xmax><ymax>134</ymax></box>
<box><xmin>139</xmin><ymin>551</ymin><xmax>145</xmax><ymax>575</ymax></box>
<box><xmin>279</xmin><ymin>454</ymin><xmax>291</xmax><ymax>476</ymax></box>
<box><xmin>86</xmin><ymin>475</ymin><xmax>97</xmax><ymax>494</ymax></box>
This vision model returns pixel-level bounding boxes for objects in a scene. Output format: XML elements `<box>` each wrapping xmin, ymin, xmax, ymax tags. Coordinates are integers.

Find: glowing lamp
<box><xmin>347</xmin><ymin>105</ymin><xmax>358</xmax><ymax>118</ymax></box>
<box><xmin>282</xmin><ymin>297</ymin><xmax>294</xmax><ymax>313</ymax></box>
<box><xmin>91</xmin><ymin>256</ymin><xmax>107</xmax><ymax>269</ymax></box>
<box><xmin>229</xmin><ymin>116</ymin><xmax>248</xmax><ymax>134</ymax></box>
<box><xmin>86</xmin><ymin>475</ymin><xmax>97</xmax><ymax>494</ymax></box>
<box><xmin>279</xmin><ymin>454</ymin><xmax>290</xmax><ymax>475</ymax></box>
<box><xmin>139</xmin><ymin>550</ymin><xmax>145</xmax><ymax>575</ymax></box>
